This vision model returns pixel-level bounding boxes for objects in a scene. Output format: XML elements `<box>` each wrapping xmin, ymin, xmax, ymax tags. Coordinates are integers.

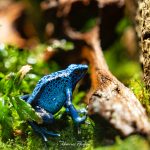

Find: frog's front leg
<box><xmin>65</xmin><ymin>88</ymin><xmax>87</xmax><ymax>125</ymax></box>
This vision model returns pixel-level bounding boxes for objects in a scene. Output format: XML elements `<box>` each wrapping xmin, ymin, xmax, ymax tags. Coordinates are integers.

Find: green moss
<box><xmin>129</xmin><ymin>75</ymin><xmax>150</xmax><ymax>115</ymax></box>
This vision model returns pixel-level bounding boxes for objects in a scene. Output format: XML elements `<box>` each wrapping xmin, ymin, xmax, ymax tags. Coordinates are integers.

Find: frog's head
<box><xmin>67</xmin><ymin>64</ymin><xmax>88</xmax><ymax>85</ymax></box>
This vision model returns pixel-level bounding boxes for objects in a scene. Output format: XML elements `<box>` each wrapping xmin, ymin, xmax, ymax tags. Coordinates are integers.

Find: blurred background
<box><xmin>0</xmin><ymin>0</ymin><xmax>141</xmax><ymax>83</ymax></box>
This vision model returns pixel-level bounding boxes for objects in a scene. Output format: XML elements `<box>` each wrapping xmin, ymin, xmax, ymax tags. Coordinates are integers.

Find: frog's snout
<box><xmin>82</xmin><ymin>65</ymin><xmax>88</xmax><ymax>70</ymax></box>
<box><xmin>81</xmin><ymin>64</ymin><xmax>88</xmax><ymax>73</ymax></box>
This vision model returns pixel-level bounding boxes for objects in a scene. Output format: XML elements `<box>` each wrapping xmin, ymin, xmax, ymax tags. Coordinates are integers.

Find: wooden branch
<box><xmin>65</xmin><ymin>25</ymin><xmax>150</xmax><ymax>136</ymax></box>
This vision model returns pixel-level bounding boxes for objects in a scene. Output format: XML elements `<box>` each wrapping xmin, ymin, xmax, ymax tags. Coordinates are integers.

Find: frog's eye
<box><xmin>74</xmin><ymin>70</ymin><xmax>79</xmax><ymax>74</ymax></box>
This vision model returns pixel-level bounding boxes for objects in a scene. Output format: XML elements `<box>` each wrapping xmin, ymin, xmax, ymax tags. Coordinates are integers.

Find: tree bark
<box><xmin>136</xmin><ymin>0</ymin><xmax>150</xmax><ymax>89</ymax></box>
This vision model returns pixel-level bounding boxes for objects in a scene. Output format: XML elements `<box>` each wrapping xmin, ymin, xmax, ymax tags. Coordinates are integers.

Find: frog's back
<box><xmin>35</xmin><ymin>70</ymin><xmax>71</xmax><ymax>114</ymax></box>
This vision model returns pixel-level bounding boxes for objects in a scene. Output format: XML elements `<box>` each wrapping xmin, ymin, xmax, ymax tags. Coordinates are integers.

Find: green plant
<box><xmin>0</xmin><ymin>65</ymin><xmax>42</xmax><ymax>141</ymax></box>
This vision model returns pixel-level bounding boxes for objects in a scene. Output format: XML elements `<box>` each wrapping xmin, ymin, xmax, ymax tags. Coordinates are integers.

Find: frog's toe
<box><xmin>40</xmin><ymin>130</ymin><xmax>60</xmax><ymax>142</ymax></box>
<box><xmin>74</xmin><ymin>115</ymin><xmax>87</xmax><ymax>125</ymax></box>
<box><xmin>78</xmin><ymin>108</ymin><xmax>87</xmax><ymax>115</ymax></box>
<box><xmin>39</xmin><ymin>128</ymin><xmax>60</xmax><ymax>142</ymax></box>
<box><xmin>41</xmin><ymin>127</ymin><xmax>60</xmax><ymax>137</ymax></box>
<box><xmin>44</xmin><ymin>130</ymin><xmax>60</xmax><ymax>137</ymax></box>
<box><xmin>41</xmin><ymin>133</ymin><xmax>48</xmax><ymax>142</ymax></box>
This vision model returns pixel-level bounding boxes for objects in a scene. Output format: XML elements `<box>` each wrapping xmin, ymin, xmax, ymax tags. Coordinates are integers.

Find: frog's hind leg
<box><xmin>28</xmin><ymin>121</ymin><xmax>60</xmax><ymax>142</ymax></box>
<box><xmin>21</xmin><ymin>96</ymin><xmax>60</xmax><ymax>141</ymax></box>
<box><xmin>31</xmin><ymin>106</ymin><xmax>60</xmax><ymax>141</ymax></box>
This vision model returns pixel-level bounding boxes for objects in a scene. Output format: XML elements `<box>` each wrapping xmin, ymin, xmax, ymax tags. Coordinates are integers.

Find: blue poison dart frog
<box><xmin>21</xmin><ymin>64</ymin><xmax>88</xmax><ymax>141</ymax></box>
